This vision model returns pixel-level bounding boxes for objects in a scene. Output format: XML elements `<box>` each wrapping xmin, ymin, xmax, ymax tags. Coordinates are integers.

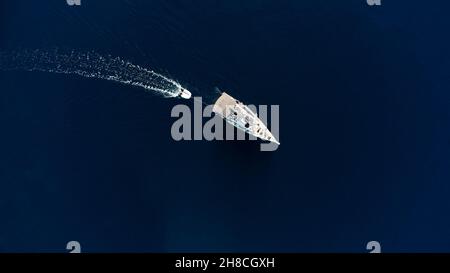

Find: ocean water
<box><xmin>1</xmin><ymin>0</ymin><xmax>450</xmax><ymax>252</ymax></box>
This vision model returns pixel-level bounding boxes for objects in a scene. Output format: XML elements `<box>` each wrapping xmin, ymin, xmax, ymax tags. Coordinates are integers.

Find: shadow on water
<box><xmin>210</xmin><ymin>135</ymin><xmax>275</xmax><ymax>178</ymax></box>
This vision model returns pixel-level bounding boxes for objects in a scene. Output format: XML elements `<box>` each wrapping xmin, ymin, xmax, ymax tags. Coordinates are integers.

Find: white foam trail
<box><xmin>0</xmin><ymin>49</ymin><xmax>184</xmax><ymax>98</ymax></box>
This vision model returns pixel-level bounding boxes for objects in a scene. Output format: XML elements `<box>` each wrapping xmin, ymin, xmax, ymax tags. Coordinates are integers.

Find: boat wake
<box><xmin>0</xmin><ymin>49</ymin><xmax>187</xmax><ymax>98</ymax></box>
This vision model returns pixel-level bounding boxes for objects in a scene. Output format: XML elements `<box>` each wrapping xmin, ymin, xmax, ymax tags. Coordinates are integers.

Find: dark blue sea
<box><xmin>1</xmin><ymin>0</ymin><xmax>450</xmax><ymax>252</ymax></box>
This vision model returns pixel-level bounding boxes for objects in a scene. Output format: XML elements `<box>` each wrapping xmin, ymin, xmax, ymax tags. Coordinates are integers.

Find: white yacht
<box><xmin>212</xmin><ymin>92</ymin><xmax>280</xmax><ymax>145</ymax></box>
